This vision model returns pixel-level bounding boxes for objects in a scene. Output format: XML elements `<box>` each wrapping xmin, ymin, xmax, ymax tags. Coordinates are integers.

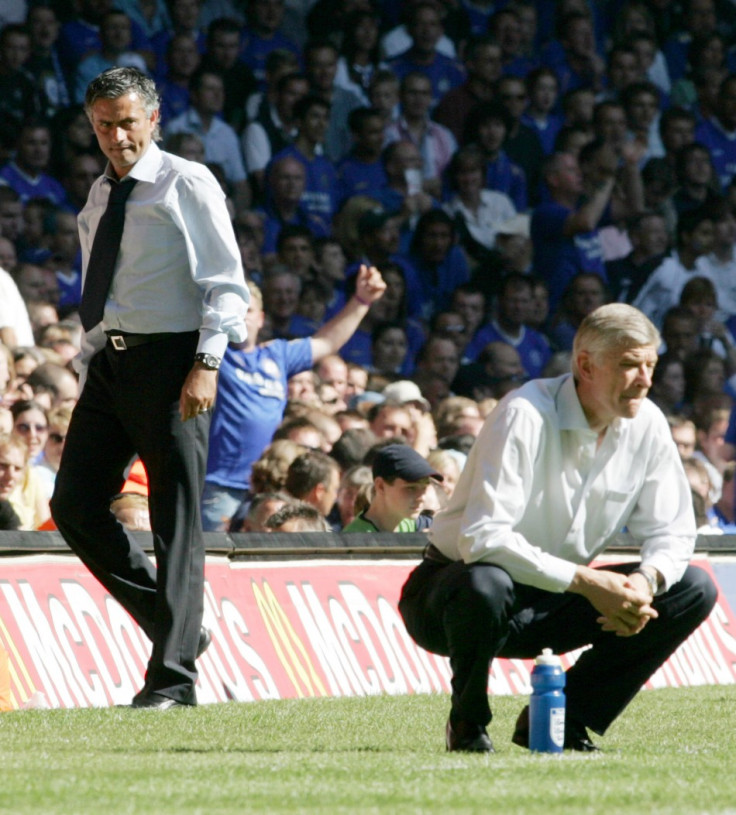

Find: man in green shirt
<box><xmin>343</xmin><ymin>444</ymin><xmax>443</xmax><ymax>532</ymax></box>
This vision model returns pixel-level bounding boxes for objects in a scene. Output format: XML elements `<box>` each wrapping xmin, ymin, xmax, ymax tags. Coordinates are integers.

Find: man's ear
<box><xmin>576</xmin><ymin>350</ymin><xmax>595</xmax><ymax>382</ymax></box>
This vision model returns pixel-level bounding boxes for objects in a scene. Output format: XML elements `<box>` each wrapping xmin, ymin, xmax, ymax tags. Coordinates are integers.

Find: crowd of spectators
<box><xmin>5</xmin><ymin>0</ymin><xmax>736</xmax><ymax>534</ymax></box>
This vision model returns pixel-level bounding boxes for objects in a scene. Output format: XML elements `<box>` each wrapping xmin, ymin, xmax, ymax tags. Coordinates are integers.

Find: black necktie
<box><xmin>79</xmin><ymin>178</ymin><xmax>137</xmax><ymax>331</ymax></box>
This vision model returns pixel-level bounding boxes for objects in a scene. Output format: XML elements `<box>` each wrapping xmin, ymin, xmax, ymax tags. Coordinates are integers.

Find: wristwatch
<box><xmin>633</xmin><ymin>567</ymin><xmax>658</xmax><ymax>596</ymax></box>
<box><xmin>194</xmin><ymin>353</ymin><xmax>221</xmax><ymax>370</ymax></box>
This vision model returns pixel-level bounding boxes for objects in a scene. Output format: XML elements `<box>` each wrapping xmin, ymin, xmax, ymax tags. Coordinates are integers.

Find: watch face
<box><xmin>196</xmin><ymin>354</ymin><xmax>220</xmax><ymax>369</ymax></box>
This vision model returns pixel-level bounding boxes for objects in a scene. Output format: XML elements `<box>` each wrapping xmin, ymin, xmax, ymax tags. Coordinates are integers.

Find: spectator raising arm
<box><xmin>310</xmin><ymin>264</ymin><xmax>386</xmax><ymax>362</ymax></box>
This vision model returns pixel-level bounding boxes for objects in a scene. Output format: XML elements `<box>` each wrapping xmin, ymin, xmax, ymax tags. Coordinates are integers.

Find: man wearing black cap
<box><xmin>343</xmin><ymin>443</ymin><xmax>442</xmax><ymax>532</ymax></box>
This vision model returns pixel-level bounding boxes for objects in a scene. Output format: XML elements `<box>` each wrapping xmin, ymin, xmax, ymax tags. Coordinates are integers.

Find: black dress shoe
<box><xmin>197</xmin><ymin>626</ymin><xmax>212</xmax><ymax>658</ymax></box>
<box><xmin>512</xmin><ymin>705</ymin><xmax>600</xmax><ymax>751</ymax></box>
<box><xmin>446</xmin><ymin>718</ymin><xmax>495</xmax><ymax>752</ymax></box>
<box><xmin>131</xmin><ymin>692</ymin><xmax>190</xmax><ymax>710</ymax></box>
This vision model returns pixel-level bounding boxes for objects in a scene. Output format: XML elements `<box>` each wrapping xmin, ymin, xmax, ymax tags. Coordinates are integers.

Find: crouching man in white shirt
<box><xmin>399</xmin><ymin>303</ymin><xmax>717</xmax><ymax>753</ymax></box>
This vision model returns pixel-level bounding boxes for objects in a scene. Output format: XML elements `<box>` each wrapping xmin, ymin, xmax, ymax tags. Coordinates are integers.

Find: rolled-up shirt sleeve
<box><xmin>171</xmin><ymin>167</ymin><xmax>249</xmax><ymax>357</ymax></box>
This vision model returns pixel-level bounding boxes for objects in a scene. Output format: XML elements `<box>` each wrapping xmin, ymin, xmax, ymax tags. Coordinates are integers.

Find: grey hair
<box><xmin>84</xmin><ymin>67</ymin><xmax>162</xmax><ymax>141</ymax></box>
<box><xmin>571</xmin><ymin>303</ymin><xmax>660</xmax><ymax>378</ymax></box>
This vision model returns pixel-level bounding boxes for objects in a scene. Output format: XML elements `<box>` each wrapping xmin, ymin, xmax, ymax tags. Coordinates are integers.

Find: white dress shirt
<box><xmin>430</xmin><ymin>374</ymin><xmax>696</xmax><ymax>593</ymax></box>
<box><xmin>632</xmin><ymin>251</ymin><xmax>713</xmax><ymax>328</ymax></box>
<box><xmin>77</xmin><ymin>142</ymin><xmax>248</xmax><ymax>370</ymax></box>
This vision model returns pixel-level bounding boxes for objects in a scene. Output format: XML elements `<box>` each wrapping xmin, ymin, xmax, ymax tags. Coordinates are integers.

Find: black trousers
<box><xmin>51</xmin><ymin>332</ymin><xmax>209</xmax><ymax>704</ymax></box>
<box><xmin>399</xmin><ymin>556</ymin><xmax>717</xmax><ymax>735</ymax></box>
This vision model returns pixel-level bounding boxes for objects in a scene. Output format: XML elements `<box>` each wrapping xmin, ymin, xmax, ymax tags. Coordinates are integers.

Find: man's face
<box><xmin>300</xmin><ymin>104</ymin><xmax>329</xmax><ymax>145</ymax></box>
<box><xmin>265</xmin><ymin>275</ymin><xmax>300</xmax><ymax>317</ymax></box>
<box><xmin>683</xmin><ymin>148</ymin><xmax>713</xmax><ymax>185</ymax></box>
<box><xmin>209</xmin><ymin>31</ymin><xmax>240</xmax><ymax>69</ymax></box>
<box><xmin>252</xmin><ymin>0</ymin><xmax>285</xmax><ymax>33</ymax></box>
<box><xmin>168</xmin><ymin>35</ymin><xmax>200</xmax><ymax>76</ymax></box>
<box><xmin>609</xmin><ymin>52</ymin><xmax>639</xmax><ymax>90</ymax></box>
<box><xmin>468</xmin><ymin>44</ymin><xmax>502</xmax><ymax>85</ymax></box>
<box><xmin>277</xmin><ymin>78</ymin><xmax>308</xmax><ymax>123</ymax></box>
<box><xmin>551</xmin><ymin>153</ymin><xmax>583</xmax><ymax>198</ymax></box>
<box><xmin>0</xmin><ymin>32</ymin><xmax>30</xmax><ymax>70</ymax></box>
<box><xmin>51</xmin><ymin>212</ymin><xmax>81</xmax><ymax>259</ymax></box>
<box><xmin>419</xmin><ymin>223</ymin><xmax>453</xmax><ymax>265</ymax></box>
<box><xmin>424</xmin><ymin>339</ymin><xmax>459</xmax><ymax>383</ymax></box>
<box><xmin>569</xmin><ymin>277</ymin><xmax>606</xmax><ymax>318</ymax></box>
<box><xmin>287</xmin><ymin>370</ymin><xmax>317</xmax><ymax>402</ymax></box>
<box><xmin>493</xmin><ymin>12</ymin><xmax>522</xmax><ymax>57</ymax></box>
<box><xmin>316</xmin><ymin>357</ymin><xmax>348</xmax><ymax>397</ymax></box>
<box><xmin>487</xmin><ymin>343</ymin><xmax>524</xmax><ymax>378</ymax></box>
<box><xmin>101</xmin><ymin>13</ymin><xmax>132</xmax><ymax>51</ymax></box>
<box><xmin>88</xmin><ymin>91</ymin><xmax>158</xmax><ymax>178</ymax></box>
<box><xmin>595</xmin><ymin>105</ymin><xmax>627</xmax><ymax>149</ymax></box>
<box><xmin>401</xmin><ymin>76</ymin><xmax>433</xmax><ymax>120</ymax></box>
<box><xmin>378</xmin><ymin>477</ymin><xmax>432</xmax><ymax>520</ymax></box>
<box><xmin>499</xmin><ymin>284</ymin><xmax>532</xmax><ymax>327</ymax></box>
<box><xmin>29</xmin><ymin>7</ymin><xmax>60</xmax><ymax>50</ymax></box>
<box><xmin>192</xmin><ymin>73</ymin><xmax>225</xmax><ymax>116</ymax></box>
<box><xmin>582</xmin><ymin>344</ymin><xmax>658</xmax><ymax>426</ymax></box>
<box><xmin>0</xmin><ymin>237</ymin><xmax>17</xmax><ymax>270</ymax></box>
<box><xmin>317</xmin><ymin>467</ymin><xmax>340</xmax><ymax>516</ymax></box>
<box><xmin>409</xmin><ymin>7</ymin><xmax>442</xmax><ymax>54</ymax></box>
<box><xmin>17</xmin><ymin>264</ymin><xmax>60</xmax><ymax>304</ymax></box>
<box><xmin>714</xmin><ymin>211</ymin><xmax>736</xmax><ymax>246</ymax></box>
<box><xmin>498</xmin><ymin>80</ymin><xmax>528</xmax><ymax>122</ymax></box>
<box><xmin>699</xmin><ymin>418</ymin><xmax>729</xmax><ymax>467</ymax></box>
<box><xmin>0</xmin><ymin>445</ymin><xmax>25</xmax><ymax>499</ymax></box>
<box><xmin>280</xmin><ymin>237</ymin><xmax>313</xmax><ymax>274</ymax></box>
<box><xmin>17</xmin><ymin>128</ymin><xmax>51</xmax><ymax>173</ymax></box>
<box><xmin>453</xmin><ymin>291</ymin><xmax>485</xmax><ymax>334</ymax></box>
<box><xmin>0</xmin><ymin>201</ymin><xmax>24</xmax><ymax>241</ymax></box>
<box><xmin>684</xmin><ymin>218</ymin><xmax>715</xmax><ymax>257</ymax></box>
<box><xmin>663</xmin><ymin>316</ymin><xmax>698</xmax><ymax>357</ymax></box>
<box><xmin>307</xmin><ymin>47</ymin><xmax>337</xmax><ymax>93</ymax></box>
<box><xmin>627</xmin><ymin>91</ymin><xmax>659</xmax><ymax>130</ymax></box>
<box><xmin>671</xmin><ymin>424</ymin><xmax>696</xmax><ymax>459</ymax></box>
<box><xmin>371</xmin><ymin>406</ymin><xmax>412</xmax><ymax>439</ymax></box>
<box><xmin>355</xmin><ymin>115</ymin><xmax>385</xmax><ymax>155</ymax></box>
<box><xmin>271</xmin><ymin>159</ymin><xmax>305</xmax><ymax>205</ymax></box>
<box><xmin>633</xmin><ymin>215</ymin><xmax>668</xmax><ymax>257</ymax></box>
<box><xmin>171</xmin><ymin>0</ymin><xmax>201</xmax><ymax>28</ymax></box>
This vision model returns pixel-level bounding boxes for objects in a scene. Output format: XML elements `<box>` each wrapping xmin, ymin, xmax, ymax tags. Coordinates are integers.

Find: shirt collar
<box><xmin>104</xmin><ymin>140</ymin><xmax>162</xmax><ymax>186</ymax></box>
<box><xmin>557</xmin><ymin>373</ymin><xmax>626</xmax><ymax>439</ymax></box>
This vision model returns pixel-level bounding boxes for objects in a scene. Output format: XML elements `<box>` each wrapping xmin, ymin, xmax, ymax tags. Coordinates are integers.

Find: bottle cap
<box><xmin>535</xmin><ymin>647</ymin><xmax>561</xmax><ymax>666</ymax></box>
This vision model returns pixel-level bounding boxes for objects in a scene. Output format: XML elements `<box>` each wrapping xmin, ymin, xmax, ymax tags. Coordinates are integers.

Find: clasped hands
<box><xmin>570</xmin><ymin>566</ymin><xmax>658</xmax><ymax>637</ymax></box>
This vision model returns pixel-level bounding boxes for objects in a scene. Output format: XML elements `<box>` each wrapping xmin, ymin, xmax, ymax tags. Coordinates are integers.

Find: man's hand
<box><xmin>179</xmin><ymin>363</ymin><xmax>218</xmax><ymax>421</ymax></box>
<box><xmin>568</xmin><ymin>565</ymin><xmax>658</xmax><ymax>637</ymax></box>
<box><xmin>354</xmin><ymin>264</ymin><xmax>387</xmax><ymax>307</ymax></box>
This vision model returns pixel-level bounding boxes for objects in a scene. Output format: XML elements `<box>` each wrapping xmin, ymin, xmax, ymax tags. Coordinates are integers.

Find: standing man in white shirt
<box><xmin>50</xmin><ymin>67</ymin><xmax>249</xmax><ymax>709</ymax></box>
<box><xmin>399</xmin><ymin>303</ymin><xmax>717</xmax><ymax>752</ymax></box>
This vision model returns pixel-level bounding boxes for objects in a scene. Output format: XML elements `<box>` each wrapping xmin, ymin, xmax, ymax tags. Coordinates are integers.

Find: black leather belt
<box><xmin>106</xmin><ymin>332</ymin><xmax>178</xmax><ymax>350</ymax></box>
<box><xmin>423</xmin><ymin>543</ymin><xmax>454</xmax><ymax>564</ymax></box>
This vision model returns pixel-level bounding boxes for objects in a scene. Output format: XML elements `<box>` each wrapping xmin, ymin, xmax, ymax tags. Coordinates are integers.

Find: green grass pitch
<box><xmin>1</xmin><ymin>686</ymin><xmax>734</xmax><ymax>814</ymax></box>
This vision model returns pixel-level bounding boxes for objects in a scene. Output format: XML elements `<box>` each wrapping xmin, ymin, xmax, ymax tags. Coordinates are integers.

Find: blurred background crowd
<box><xmin>3</xmin><ymin>0</ymin><xmax>736</xmax><ymax>535</ymax></box>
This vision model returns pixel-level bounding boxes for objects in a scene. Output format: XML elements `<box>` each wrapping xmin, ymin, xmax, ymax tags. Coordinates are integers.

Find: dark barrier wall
<box><xmin>1</xmin><ymin>532</ymin><xmax>735</xmax><ymax>710</ymax></box>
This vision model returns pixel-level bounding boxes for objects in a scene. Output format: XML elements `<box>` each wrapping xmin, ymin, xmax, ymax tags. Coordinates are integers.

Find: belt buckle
<box><xmin>110</xmin><ymin>334</ymin><xmax>127</xmax><ymax>351</ymax></box>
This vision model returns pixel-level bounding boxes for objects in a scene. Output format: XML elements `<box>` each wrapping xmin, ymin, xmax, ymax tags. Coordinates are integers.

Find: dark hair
<box><xmin>285</xmin><ymin>450</ymin><xmax>339</xmax><ymax>498</ymax></box>
<box><xmin>348</xmin><ymin>106</ymin><xmax>383</xmax><ymax>133</ymax></box>
<box><xmin>464</xmin><ymin>101</ymin><xmax>512</xmax><ymax>143</ymax></box>
<box><xmin>410</xmin><ymin>210</ymin><xmax>455</xmax><ymax>256</ymax></box>
<box><xmin>293</xmin><ymin>93</ymin><xmax>330</xmax><ymax>121</ymax></box>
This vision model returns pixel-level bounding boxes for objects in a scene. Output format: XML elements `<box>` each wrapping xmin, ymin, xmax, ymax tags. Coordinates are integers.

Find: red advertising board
<box><xmin>1</xmin><ymin>555</ymin><xmax>735</xmax><ymax>709</ymax></box>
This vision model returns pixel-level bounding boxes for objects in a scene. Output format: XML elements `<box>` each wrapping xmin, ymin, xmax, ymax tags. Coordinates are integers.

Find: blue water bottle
<box><xmin>529</xmin><ymin>648</ymin><xmax>566</xmax><ymax>753</ymax></box>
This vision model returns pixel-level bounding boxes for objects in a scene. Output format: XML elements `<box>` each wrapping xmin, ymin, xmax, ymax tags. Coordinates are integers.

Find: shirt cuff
<box><xmin>196</xmin><ymin>328</ymin><xmax>229</xmax><ymax>358</ymax></box>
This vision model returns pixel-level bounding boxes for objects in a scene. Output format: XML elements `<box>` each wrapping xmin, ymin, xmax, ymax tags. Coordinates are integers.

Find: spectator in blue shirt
<box><xmin>271</xmin><ymin>94</ymin><xmax>339</xmax><ymax>221</ymax></box>
<box><xmin>337</xmin><ymin>107</ymin><xmax>389</xmax><ymax>206</ymax></box>
<box><xmin>240</xmin><ymin>0</ymin><xmax>301</xmax><ymax>89</ymax></box>
<box><xmin>388</xmin><ymin>2</ymin><xmax>465</xmax><ymax>109</ymax></box>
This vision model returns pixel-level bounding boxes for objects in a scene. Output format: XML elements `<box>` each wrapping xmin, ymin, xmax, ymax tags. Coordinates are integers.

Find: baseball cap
<box><xmin>372</xmin><ymin>444</ymin><xmax>444</xmax><ymax>482</ymax></box>
<box><xmin>382</xmin><ymin>380</ymin><xmax>431</xmax><ymax>411</ymax></box>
